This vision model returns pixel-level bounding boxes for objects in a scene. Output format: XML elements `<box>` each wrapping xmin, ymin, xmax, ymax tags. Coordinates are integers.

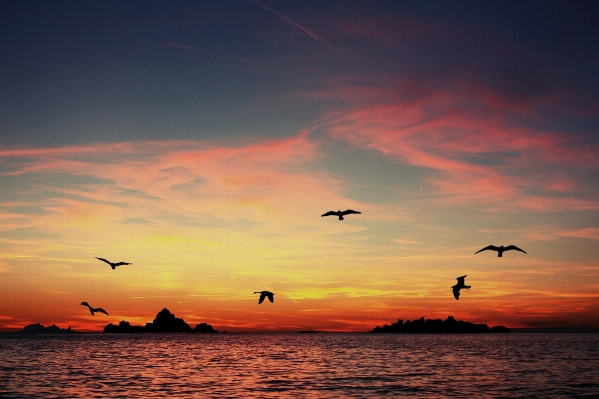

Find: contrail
<box><xmin>253</xmin><ymin>0</ymin><xmax>342</xmax><ymax>52</ymax></box>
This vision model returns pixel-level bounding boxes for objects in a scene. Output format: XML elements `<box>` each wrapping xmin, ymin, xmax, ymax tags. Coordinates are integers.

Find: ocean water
<box><xmin>1</xmin><ymin>333</ymin><xmax>598</xmax><ymax>398</ymax></box>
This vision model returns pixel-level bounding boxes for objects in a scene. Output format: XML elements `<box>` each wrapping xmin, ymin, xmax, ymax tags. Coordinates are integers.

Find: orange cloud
<box><xmin>1</xmin><ymin>126</ymin><xmax>598</xmax><ymax>331</ymax></box>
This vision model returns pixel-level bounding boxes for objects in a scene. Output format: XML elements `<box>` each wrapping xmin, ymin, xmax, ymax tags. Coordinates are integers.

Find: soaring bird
<box><xmin>81</xmin><ymin>302</ymin><xmax>109</xmax><ymax>316</ymax></box>
<box><xmin>321</xmin><ymin>209</ymin><xmax>361</xmax><ymax>220</ymax></box>
<box><xmin>452</xmin><ymin>276</ymin><xmax>470</xmax><ymax>300</ymax></box>
<box><xmin>254</xmin><ymin>291</ymin><xmax>274</xmax><ymax>304</ymax></box>
<box><xmin>95</xmin><ymin>257</ymin><xmax>132</xmax><ymax>269</ymax></box>
<box><xmin>474</xmin><ymin>245</ymin><xmax>526</xmax><ymax>257</ymax></box>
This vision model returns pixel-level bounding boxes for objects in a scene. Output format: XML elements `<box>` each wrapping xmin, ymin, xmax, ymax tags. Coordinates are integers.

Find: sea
<box><xmin>1</xmin><ymin>333</ymin><xmax>598</xmax><ymax>398</ymax></box>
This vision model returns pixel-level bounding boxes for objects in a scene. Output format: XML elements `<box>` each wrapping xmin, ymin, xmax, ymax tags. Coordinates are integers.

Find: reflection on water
<box><xmin>1</xmin><ymin>333</ymin><xmax>598</xmax><ymax>398</ymax></box>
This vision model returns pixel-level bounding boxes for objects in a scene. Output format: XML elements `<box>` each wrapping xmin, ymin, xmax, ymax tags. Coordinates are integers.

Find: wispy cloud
<box><xmin>253</xmin><ymin>0</ymin><xmax>343</xmax><ymax>52</ymax></box>
<box><xmin>312</xmin><ymin>78</ymin><xmax>599</xmax><ymax>212</ymax></box>
<box><xmin>530</xmin><ymin>227</ymin><xmax>599</xmax><ymax>242</ymax></box>
<box><xmin>164</xmin><ymin>40</ymin><xmax>199</xmax><ymax>51</ymax></box>
<box><xmin>559</xmin><ymin>228</ymin><xmax>599</xmax><ymax>241</ymax></box>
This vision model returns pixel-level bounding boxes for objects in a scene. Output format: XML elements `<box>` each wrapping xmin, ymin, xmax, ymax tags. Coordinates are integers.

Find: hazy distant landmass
<box><xmin>104</xmin><ymin>308</ymin><xmax>217</xmax><ymax>333</ymax></box>
<box><xmin>372</xmin><ymin>316</ymin><xmax>509</xmax><ymax>333</ymax></box>
<box><xmin>510</xmin><ymin>327</ymin><xmax>599</xmax><ymax>333</ymax></box>
<box><xmin>20</xmin><ymin>323</ymin><xmax>78</xmax><ymax>334</ymax></box>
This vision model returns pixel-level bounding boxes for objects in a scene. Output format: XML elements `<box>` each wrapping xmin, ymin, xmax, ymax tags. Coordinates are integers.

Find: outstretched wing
<box><xmin>321</xmin><ymin>211</ymin><xmax>338</xmax><ymax>217</ymax></box>
<box><xmin>81</xmin><ymin>302</ymin><xmax>93</xmax><ymax>315</ymax></box>
<box><xmin>456</xmin><ymin>275</ymin><xmax>467</xmax><ymax>284</ymax></box>
<box><xmin>474</xmin><ymin>245</ymin><xmax>498</xmax><ymax>254</ymax></box>
<box><xmin>267</xmin><ymin>293</ymin><xmax>274</xmax><ymax>303</ymax></box>
<box><xmin>113</xmin><ymin>262</ymin><xmax>131</xmax><ymax>266</ymax></box>
<box><xmin>258</xmin><ymin>293</ymin><xmax>266</xmax><ymax>304</ymax></box>
<box><xmin>505</xmin><ymin>245</ymin><xmax>526</xmax><ymax>254</ymax></box>
<box><xmin>95</xmin><ymin>257</ymin><xmax>112</xmax><ymax>265</ymax></box>
<box><xmin>96</xmin><ymin>308</ymin><xmax>109</xmax><ymax>316</ymax></box>
<box><xmin>340</xmin><ymin>209</ymin><xmax>361</xmax><ymax>216</ymax></box>
<box><xmin>453</xmin><ymin>287</ymin><xmax>460</xmax><ymax>300</ymax></box>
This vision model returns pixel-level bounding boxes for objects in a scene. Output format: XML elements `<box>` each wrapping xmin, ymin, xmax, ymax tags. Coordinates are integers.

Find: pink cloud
<box><xmin>0</xmin><ymin>131</ymin><xmax>359</xmax><ymax>231</ymax></box>
<box><xmin>313</xmin><ymin>78</ymin><xmax>599</xmax><ymax>211</ymax></box>
<box><xmin>559</xmin><ymin>228</ymin><xmax>599</xmax><ymax>241</ymax></box>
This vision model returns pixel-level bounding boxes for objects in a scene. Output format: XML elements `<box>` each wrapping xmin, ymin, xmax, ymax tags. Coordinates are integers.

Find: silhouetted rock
<box><xmin>372</xmin><ymin>316</ymin><xmax>509</xmax><ymax>333</ymax></box>
<box><xmin>145</xmin><ymin>308</ymin><xmax>192</xmax><ymax>332</ymax></box>
<box><xmin>103</xmin><ymin>320</ymin><xmax>145</xmax><ymax>333</ymax></box>
<box><xmin>20</xmin><ymin>323</ymin><xmax>77</xmax><ymax>334</ymax></box>
<box><xmin>491</xmin><ymin>325</ymin><xmax>510</xmax><ymax>333</ymax></box>
<box><xmin>193</xmin><ymin>323</ymin><xmax>217</xmax><ymax>333</ymax></box>
<box><xmin>104</xmin><ymin>308</ymin><xmax>217</xmax><ymax>333</ymax></box>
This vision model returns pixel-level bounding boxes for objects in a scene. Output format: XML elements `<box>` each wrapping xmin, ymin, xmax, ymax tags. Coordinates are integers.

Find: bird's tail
<box><xmin>111</xmin><ymin>265</ymin><xmax>116</xmax><ymax>269</ymax></box>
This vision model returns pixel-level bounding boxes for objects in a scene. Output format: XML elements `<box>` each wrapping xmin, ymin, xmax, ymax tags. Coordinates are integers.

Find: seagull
<box><xmin>254</xmin><ymin>291</ymin><xmax>274</xmax><ymax>304</ymax></box>
<box><xmin>452</xmin><ymin>276</ymin><xmax>470</xmax><ymax>300</ymax></box>
<box><xmin>321</xmin><ymin>209</ymin><xmax>361</xmax><ymax>220</ymax></box>
<box><xmin>474</xmin><ymin>245</ymin><xmax>527</xmax><ymax>257</ymax></box>
<box><xmin>81</xmin><ymin>302</ymin><xmax>109</xmax><ymax>316</ymax></box>
<box><xmin>95</xmin><ymin>257</ymin><xmax>132</xmax><ymax>269</ymax></box>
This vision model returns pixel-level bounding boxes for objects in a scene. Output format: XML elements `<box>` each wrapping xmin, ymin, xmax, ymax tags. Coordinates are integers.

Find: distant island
<box><xmin>372</xmin><ymin>316</ymin><xmax>509</xmax><ymax>333</ymax></box>
<box><xmin>509</xmin><ymin>327</ymin><xmax>599</xmax><ymax>333</ymax></box>
<box><xmin>104</xmin><ymin>308</ymin><xmax>217</xmax><ymax>333</ymax></box>
<box><xmin>20</xmin><ymin>323</ymin><xmax>78</xmax><ymax>334</ymax></box>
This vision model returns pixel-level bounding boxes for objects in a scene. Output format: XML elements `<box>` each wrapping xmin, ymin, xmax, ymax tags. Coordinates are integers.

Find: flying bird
<box><xmin>474</xmin><ymin>245</ymin><xmax>527</xmax><ymax>257</ymax></box>
<box><xmin>81</xmin><ymin>302</ymin><xmax>109</xmax><ymax>316</ymax></box>
<box><xmin>321</xmin><ymin>209</ymin><xmax>361</xmax><ymax>220</ymax></box>
<box><xmin>452</xmin><ymin>275</ymin><xmax>470</xmax><ymax>300</ymax></box>
<box><xmin>254</xmin><ymin>291</ymin><xmax>274</xmax><ymax>304</ymax></box>
<box><xmin>95</xmin><ymin>257</ymin><xmax>132</xmax><ymax>269</ymax></box>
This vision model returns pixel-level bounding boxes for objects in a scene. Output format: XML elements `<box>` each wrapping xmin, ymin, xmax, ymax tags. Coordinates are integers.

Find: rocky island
<box><xmin>372</xmin><ymin>316</ymin><xmax>509</xmax><ymax>333</ymax></box>
<box><xmin>104</xmin><ymin>308</ymin><xmax>217</xmax><ymax>333</ymax></box>
<box><xmin>20</xmin><ymin>323</ymin><xmax>78</xmax><ymax>334</ymax></box>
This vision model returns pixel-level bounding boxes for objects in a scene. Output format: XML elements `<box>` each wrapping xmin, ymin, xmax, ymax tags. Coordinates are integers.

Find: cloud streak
<box><xmin>253</xmin><ymin>0</ymin><xmax>343</xmax><ymax>52</ymax></box>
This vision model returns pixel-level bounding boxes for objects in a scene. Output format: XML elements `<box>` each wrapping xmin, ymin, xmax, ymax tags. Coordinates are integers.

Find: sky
<box><xmin>1</xmin><ymin>0</ymin><xmax>598</xmax><ymax>332</ymax></box>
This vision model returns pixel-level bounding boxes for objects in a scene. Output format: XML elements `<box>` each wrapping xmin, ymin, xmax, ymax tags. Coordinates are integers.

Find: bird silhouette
<box><xmin>452</xmin><ymin>275</ymin><xmax>470</xmax><ymax>300</ymax></box>
<box><xmin>474</xmin><ymin>245</ymin><xmax>526</xmax><ymax>257</ymax></box>
<box><xmin>254</xmin><ymin>291</ymin><xmax>274</xmax><ymax>304</ymax></box>
<box><xmin>81</xmin><ymin>302</ymin><xmax>109</xmax><ymax>316</ymax></box>
<box><xmin>95</xmin><ymin>257</ymin><xmax>132</xmax><ymax>269</ymax></box>
<box><xmin>321</xmin><ymin>209</ymin><xmax>361</xmax><ymax>220</ymax></box>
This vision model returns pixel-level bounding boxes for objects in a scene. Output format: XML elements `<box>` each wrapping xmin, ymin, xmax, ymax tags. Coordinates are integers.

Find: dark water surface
<box><xmin>1</xmin><ymin>333</ymin><xmax>598</xmax><ymax>398</ymax></box>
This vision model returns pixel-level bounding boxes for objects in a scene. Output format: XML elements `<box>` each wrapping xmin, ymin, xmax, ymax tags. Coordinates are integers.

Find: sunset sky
<box><xmin>1</xmin><ymin>1</ymin><xmax>598</xmax><ymax>332</ymax></box>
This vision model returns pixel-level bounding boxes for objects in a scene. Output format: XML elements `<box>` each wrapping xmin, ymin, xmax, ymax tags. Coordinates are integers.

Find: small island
<box><xmin>104</xmin><ymin>308</ymin><xmax>218</xmax><ymax>333</ymax></box>
<box><xmin>372</xmin><ymin>316</ymin><xmax>509</xmax><ymax>333</ymax></box>
<box><xmin>20</xmin><ymin>323</ymin><xmax>78</xmax><ymax>334</ymax></box>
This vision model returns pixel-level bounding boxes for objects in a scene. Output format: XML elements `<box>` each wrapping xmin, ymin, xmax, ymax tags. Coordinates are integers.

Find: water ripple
<box><xmin>1</xmin><ymin>334</ymin><xmax>598</xmax><ymax>398</ymax></box>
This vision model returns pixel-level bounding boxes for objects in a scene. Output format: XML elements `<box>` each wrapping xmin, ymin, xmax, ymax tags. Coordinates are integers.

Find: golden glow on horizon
<box><xmin>0</xmin><ymin>133</ymin><xmax>598</xmax><ymax>332</ymax></box>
